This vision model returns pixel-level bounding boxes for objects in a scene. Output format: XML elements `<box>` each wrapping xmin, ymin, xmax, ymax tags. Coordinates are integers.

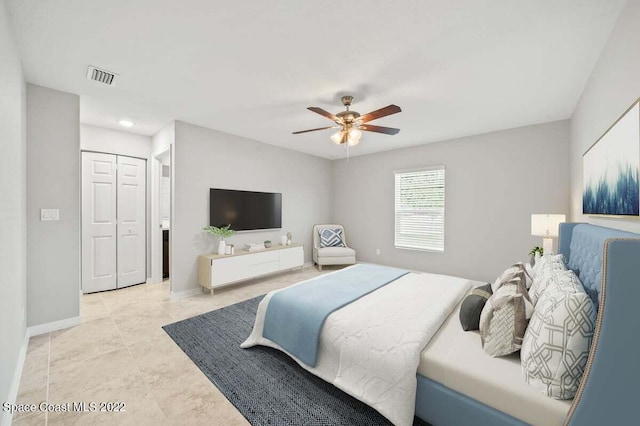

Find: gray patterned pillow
<box><xmin>531</xmin><ymin>254</ymin><xmax>566</xmax><ymax>280</ymax></box>
<box><xmin>543</xmin><ymin>270</ymin><xmax>582</xmax><ymax>294</ymax></box>
<box><xmin>521</xmin><ymin>281</ymin><xmax>596</xmax><ymax>399</ymax></box>
<box><xmin>529</xmin><ymin>267</ymin><xmax>577</xmax><ymax>306</ymax></box>
<box><xmin>319</xmin><ymin>228</ymin><xmax>345</xmax><ymax>248</ymax></box>
<box><xmin>479</xmin><ymin>278</ymin><xmax>533</xmax><ymax>357</ymax></box>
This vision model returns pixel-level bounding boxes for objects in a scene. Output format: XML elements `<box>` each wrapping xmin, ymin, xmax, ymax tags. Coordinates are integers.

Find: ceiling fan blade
<box><xmin>360</xmin><ymin>124</ymin><xmax>401</xmax><ymax>135</ymax></box>
<box><xmin>307</xmin><ymin>107</ymin><xmax>341</xmax><ymax>123</ymax></box>
<box><xmin>292</xmin><ymin>126</ymin><xmax>339</xmax><ymax>134</ymax></box>
<box><xmin>358</xmin><ymin>105</ymin><xmax>402</xmax><ymax>123</ymax></box>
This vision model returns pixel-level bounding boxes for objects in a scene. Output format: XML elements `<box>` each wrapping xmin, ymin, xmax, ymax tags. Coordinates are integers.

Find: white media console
<box><xmin>198</xmin><ymin>243</ymin><xmax>304</xmax><ymax>294</ymax></box>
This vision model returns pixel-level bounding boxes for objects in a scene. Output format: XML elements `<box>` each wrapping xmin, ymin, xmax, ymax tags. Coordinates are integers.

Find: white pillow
<box><xmin>492</xmin><ymin>262</ymin><xmax>529</xmax><ymax>293</ymax></box>
<box><xmin>531</xmin><ymin>254</ymin><xmax>566</xmax><ymax>280</ymax></box>
<box><xmin>544</xmin><ymin>269</ymin><xmax>583</xmax><ymax>294</ymax></box>
<box><xmin>525</xmin><ymin>263</ymin><xmax>533</xmax><ymax>288</ymax></box>
<box><xmin>529</xmin><ymin>260</ymin><xmax>569</xmax><ymax>305</ymax></box>
<box><xmin>480</xmin><ymin>278</ymin><xmax>534</xmax><ymax>357</ymax></box>
<box><xmin>521</xmin><ymin>283</ymin><xmax>596</xmax><ymax>399</ymax></box>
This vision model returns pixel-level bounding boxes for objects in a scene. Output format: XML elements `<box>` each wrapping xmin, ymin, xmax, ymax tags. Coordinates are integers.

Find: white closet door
<box><xmin>117</xmin><ymin>156</ymin><xmax>147</xmax><ymax>287</ymax></box>
<box><xmin>82</xmin><ymin>152</ymin><xmax>117</xmax><ymax>293</ymax></box>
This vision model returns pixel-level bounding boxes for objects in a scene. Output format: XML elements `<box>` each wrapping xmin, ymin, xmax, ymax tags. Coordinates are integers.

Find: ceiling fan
<box><xmin>293</xmin><ymin>96</ymin><xmax>401</xmax><ymax>146</ymax></box>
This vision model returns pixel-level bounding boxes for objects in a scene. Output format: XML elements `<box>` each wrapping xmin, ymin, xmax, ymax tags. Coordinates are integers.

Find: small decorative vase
<box><xmin>264</xmin><ymin>241</ymin><xmax>272</xmax><ymax>248</ymax></box>
<box><xmin>280</xmin><ymin>236</ymin><xmax>288</xmax><ymax>246</ymax></box>
<box><xmin>218</xmin><ymin>239</ymin><xmax>226</xmax><ymax>255</ymax></box>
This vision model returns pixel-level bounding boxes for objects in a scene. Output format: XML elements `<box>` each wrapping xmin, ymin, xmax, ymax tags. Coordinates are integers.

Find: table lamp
<box><xmin>531</xmin><ymin>214</ymin><xmax>566</xmax><ymax>255</ymax></box>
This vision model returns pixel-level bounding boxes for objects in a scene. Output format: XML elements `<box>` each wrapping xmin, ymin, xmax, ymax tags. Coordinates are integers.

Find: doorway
<box><xmin>151</xmin><ymin>147</ymin><xmax>172</xmax><ymax>285</ymax></box>
<box><xmin>160</xmin><ymin>155</ymin><xmax>170</xmax><ymax>279</ymax></box>
<box><xmin>81</xmin><ymin>152</ymin><xmax>147</xmax><ymax>293</ymax></box>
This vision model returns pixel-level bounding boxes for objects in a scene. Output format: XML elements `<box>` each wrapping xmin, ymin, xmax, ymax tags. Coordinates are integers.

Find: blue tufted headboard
<box><xmin>557</xmin><ymin>223</ymin><xmax>640</xmax><ymax>426</ymax></box>
<box><xmin>558</xmin><ymin>223</ymin><xmax>639</xmax><ymax>308</ymax></box>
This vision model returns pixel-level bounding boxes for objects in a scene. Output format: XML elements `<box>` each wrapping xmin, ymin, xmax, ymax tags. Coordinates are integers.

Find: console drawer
<box><xmin>280</xmin><ymin>246</ymin><xmax>304</xmax><ymax>269</ymax></box>
<box><xmin>198</xmin><ymin>244</ymin><xmax>305</xmax><ymax>292</ymax></box>
<box><xmin>245</xmin><ymin>250</ymin><xmax>279</xmax><ymax>266</ymax></box>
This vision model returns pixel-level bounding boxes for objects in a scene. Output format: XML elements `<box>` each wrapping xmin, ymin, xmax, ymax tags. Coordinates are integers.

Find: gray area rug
<box><xmin>163</xmin><ymin>296</ymin><xmax>429</xmax><ymax>426</ymax></box>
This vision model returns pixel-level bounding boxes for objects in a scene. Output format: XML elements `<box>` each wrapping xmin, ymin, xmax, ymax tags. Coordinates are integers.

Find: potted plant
<box><xmin>203</xmin><ymin>225</ymin><xmax>236</xmax><ymax>254</ymax></box>
<box><xmin>529</xmin><ymin>246</ymin><xmax>543</xmax><ymax>266</ymax></box>
<box><xmin>264</xmin><ymin>240</ymin><xmax>272</xmax><ymax>248</ymax></box>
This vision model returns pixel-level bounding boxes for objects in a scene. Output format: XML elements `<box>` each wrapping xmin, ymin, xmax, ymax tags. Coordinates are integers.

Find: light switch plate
<box><xmin>41</xmin><ymin>208</ymin><xmax>60</xmax><ymax>221</ymax></box>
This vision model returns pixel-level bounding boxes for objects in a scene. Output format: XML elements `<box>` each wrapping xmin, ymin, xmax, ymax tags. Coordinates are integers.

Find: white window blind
<box><xmin>394</xmin><ymin>166</ymin><xmax>445</xmax><ymax>252</ymax></box>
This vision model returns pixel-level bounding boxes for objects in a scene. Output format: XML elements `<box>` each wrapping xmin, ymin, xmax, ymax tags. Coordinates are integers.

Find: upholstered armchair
<box><xmin>312</xmin><ymin>224</ymin><xmax>356</xmax><ymax>271</ymax></box>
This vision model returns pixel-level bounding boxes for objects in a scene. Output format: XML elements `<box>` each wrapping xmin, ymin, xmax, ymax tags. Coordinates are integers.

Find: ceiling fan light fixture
<box><xmin>348</xmin><ymin>128</ymin><xmax>361</xmax><ymax>140</ymax></box>
<box><xmin>330</xmin><ymin>131</ymin><xmax>344</xmax><ymax>144</ymax></box>
<box><xmin>292</xmin><ymin>96</ymin><xmax>402</xmax><ymax>149</ymax></box>
<box><xmin>347</xmin><ymin>127</ymin><xmax>361</xmax><ymax>146</ymax></box>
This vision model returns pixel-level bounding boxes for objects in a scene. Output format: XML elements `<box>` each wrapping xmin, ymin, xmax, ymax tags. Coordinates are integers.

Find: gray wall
<box><xmin>333</xmin><ymin>121</ymin><xmax>570</xmax><ymax>282</ymax></box>
<box><xmin>171</xmin><ymin>120</ymin><xmax>333</xmax><ymax>294</ymax></box>
<box><xmin>27</xmin><ymin>84</ymin><xmax>80</xmax><ymax>325</ymax></box>
<box><xmin>0</xmin><ymin>0</ymin><xmax>27</xmax><ymax>415</ymax></box>
<box><xmin>570</xmin><ymin>0</ymin><xmax>640</xmax><ymax>233</ymax></box>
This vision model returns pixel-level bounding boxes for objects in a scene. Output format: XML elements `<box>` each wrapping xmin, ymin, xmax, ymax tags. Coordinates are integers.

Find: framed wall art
<box><xmin>583</xmin><ymin>99</ymin><xmax>640</xmax><ymax>216</ymax></box>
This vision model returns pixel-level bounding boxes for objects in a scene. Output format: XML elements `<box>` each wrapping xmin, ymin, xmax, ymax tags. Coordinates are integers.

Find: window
<box><xmin>394</xmin><ymin>166</ymin><xmax>445</xmax><ymax>252</ymax></box>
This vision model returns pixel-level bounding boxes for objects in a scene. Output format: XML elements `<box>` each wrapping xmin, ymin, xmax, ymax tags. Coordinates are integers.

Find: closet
<box><xmin>81</xmin><ymin>152</ymin><xmax>146</xmax><ymax>293</ymax></box>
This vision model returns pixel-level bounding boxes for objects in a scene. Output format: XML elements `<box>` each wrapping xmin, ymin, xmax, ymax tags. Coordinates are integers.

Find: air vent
<box><xmin>86</xmin><ymin>66</ymin><xmax>118</xmax><ymax>86</ymax></box>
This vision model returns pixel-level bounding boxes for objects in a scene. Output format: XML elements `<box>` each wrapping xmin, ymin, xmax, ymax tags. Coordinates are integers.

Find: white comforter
<box><xmin>242</xmin><ymin>268</ymin><xmax>472</xmax><ymax>426</ymax></box>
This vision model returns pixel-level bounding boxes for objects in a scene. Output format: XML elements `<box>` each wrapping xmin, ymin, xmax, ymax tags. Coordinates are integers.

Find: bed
<box><xmin>243</xmin><ymin>223</ymin><xmax>640</xmax><ymax>426</ymax></box>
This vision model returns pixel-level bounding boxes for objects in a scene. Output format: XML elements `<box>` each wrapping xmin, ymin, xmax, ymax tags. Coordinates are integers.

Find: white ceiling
<box><xmin>6</xmin><ymin>0</ymin><xmax>625</xmax><ymax>159</ymax></box>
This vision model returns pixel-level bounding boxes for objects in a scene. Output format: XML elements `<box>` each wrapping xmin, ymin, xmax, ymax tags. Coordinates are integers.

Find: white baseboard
<box><xmin>2</xmin><ymin>317</ymin><xmax>79</xmax><ymax>426</ymax></box>
<box><xmin>27</xmin><ymin>316</ymin><xmax>81</xmax><ymax>337</ymax></box>
<box><xmin>303</xmin><ymin>261</ymin><xmax>313</xmax><ymax>268</ymax></box>
<box><xmin>1</xmin><ymin>332</ymin><xmax>29</xmax><ymax>426</ymax></box>
<box><xmin>170</xmin><ymin>287</ymin><xmax>202</xmax><ymax>300</ymax></box>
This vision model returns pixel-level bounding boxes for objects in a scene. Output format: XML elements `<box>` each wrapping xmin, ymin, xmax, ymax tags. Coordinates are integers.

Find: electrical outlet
<box><xmin>376</xmin><ymin>249</ymin><xmax>381</xmax><ymax>255</ymax></box>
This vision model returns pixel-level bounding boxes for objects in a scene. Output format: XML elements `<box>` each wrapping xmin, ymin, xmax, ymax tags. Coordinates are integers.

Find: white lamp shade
<box><xmin>531</xmin><ymin>214</ymin><xmax>566</xmax><ymax>237</ymax></box>
<box><xmin>330</xmin><ymin>131</ymin><xmax>344</xmax><ymax>144</ymax></box>
<box><xmin>348</xmin><ymin>128</ymin><xmax>361</xmax><ymax>140</ymax></box>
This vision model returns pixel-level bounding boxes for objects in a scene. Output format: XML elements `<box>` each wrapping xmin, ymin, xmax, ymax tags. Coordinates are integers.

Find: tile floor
<box><xmin>12</xmin><ymin>266</ymin><xmax>331</xmax><ymax>425</ymax></box>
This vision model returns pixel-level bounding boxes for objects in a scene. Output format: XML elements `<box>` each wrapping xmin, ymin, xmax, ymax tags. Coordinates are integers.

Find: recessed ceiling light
<box><xmin>118</xmin><ymin>119</ymin><xmax>134</xmax><ymax>128</ymax></box>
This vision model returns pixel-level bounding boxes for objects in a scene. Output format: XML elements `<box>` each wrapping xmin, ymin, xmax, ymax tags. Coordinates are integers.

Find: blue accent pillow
<box><xmin>319</xmin><ymin>228</ymin><xmax>345</xmax><ymax>248</ymax></box>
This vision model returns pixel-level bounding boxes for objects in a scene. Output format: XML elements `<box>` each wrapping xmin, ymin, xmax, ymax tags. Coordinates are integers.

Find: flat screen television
<box><xmin>209</xmin><ymin>188</ymin><xmax>282</xmax><ymax>231</ymax></box>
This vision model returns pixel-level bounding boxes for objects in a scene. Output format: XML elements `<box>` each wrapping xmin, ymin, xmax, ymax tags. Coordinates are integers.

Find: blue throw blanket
<box><xmin>262</xmin><ymin>264</ymin><xmax>409</xmax><ymax>367</ymax></box>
